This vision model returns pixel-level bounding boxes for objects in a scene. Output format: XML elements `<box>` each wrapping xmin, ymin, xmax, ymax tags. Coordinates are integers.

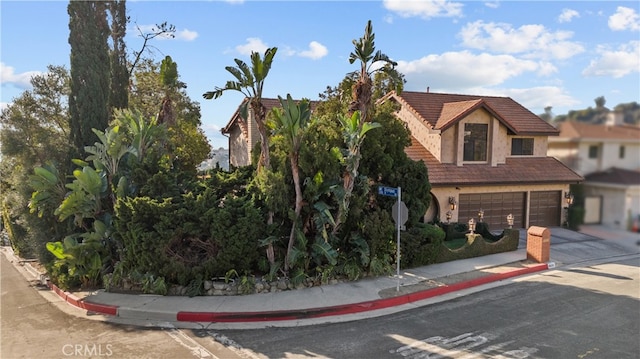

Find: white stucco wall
<box><xmin>584</xmin><ymin>183</ymin><xmax>640</xmax><ymax>230</ymax></box>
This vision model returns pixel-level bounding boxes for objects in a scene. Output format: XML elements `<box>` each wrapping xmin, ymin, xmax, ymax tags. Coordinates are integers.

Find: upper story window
<box><xmin>588</xmin><ymin>145</ymin><xmax>599</xmax><ymax>159</ymax></box>
<box><xmin>463</xmin><ymin>123</ymin><xmax>488</xmax><ymax>162</ymax></box>
<box><xmin>619</xmin><ymin>145</ymin><xmax>625</xmax><ymax>159</ymax></box>
<box><xmin>511</xmin><ymin>138</ymin><xmax>534</xmax><ymax>156</ymax></box>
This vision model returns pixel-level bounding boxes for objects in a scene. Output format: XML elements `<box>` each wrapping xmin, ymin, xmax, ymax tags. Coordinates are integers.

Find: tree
<box><xmin>0</xmin><ymin>66</ymin><xmax>71</xmax><ymax>259</ymax></box>
<box><xmin>68</xmin><ymin>0</ymin><xmax>111</xmax><ymax>155</ymax></box>
<box><xmin>203</xmin><ymin>47</ymin><xmax>278</xmax><ymax>172</ymax></box>
<box><xmin>269</xmin><ymin>94</ymin><xmax>312</xmax><ymax>270</ymax></box>
<box><xmin>334</xmin><ymin>20</ymin><xmax>398</xmax><ymax>232</ymax></box>
<box><xmin>107</xmin><ymin>0</ymin><xmax>129</xmax><ymax>110</ymax></box>
<box><xmin>129</xmin><ymin>57</ymin><xmax>211</xmax><ymax>175</ymax></box>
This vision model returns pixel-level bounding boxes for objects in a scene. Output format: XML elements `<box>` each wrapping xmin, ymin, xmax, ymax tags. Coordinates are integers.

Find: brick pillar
<box><xmin>527</xmin><ymin>226</ymin><xmax>550</xmax><ymax>263</ymax></box>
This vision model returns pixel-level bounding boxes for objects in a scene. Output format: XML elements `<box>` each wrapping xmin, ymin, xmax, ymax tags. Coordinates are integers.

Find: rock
<box><xmin>203</xmin><ymin>280</ymin><xmax>212</xmax><ymax>290</ymax></box>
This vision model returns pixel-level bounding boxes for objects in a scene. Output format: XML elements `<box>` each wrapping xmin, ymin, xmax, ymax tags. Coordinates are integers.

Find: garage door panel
<box><xmin>530</xmin><ymin>191</ymin><xmax>561</xmax><ymax>227</ymax></box>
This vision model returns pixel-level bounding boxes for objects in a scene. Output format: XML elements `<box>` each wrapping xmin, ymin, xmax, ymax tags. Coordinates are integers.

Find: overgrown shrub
<box><xmin>114</xmin><ymin>188</ymin><xmax>265</xmax><ymax>287</ymax></box>
<box><xmin>400</xmin><ymin>223</ymin><xmax>445</xmax><ymax>268</ymax></box>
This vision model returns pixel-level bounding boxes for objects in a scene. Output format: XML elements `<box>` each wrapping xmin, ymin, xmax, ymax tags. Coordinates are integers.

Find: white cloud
<box><xmin>609</xmin><ymin>6</ymin><xmax>640</xmax><ymax>31</ymax></box>
<box><xmin>500</xmin><ymin>87</ymin><xmax>579</xmax><ymax>111</ymax></box>
<box><xmin>459</xmin><ymin>20</ymin><xmax>584</xmax><ymax>60</ymax></box>
<box><xmin>298</xmin><ymin>41</ymin><xmax>328</xmax><ymax>60</ymax></box>
<box><xmin>558</xmin><ymin>8</ymin><xmax>579</xmax><ymax>23</ymax></box>
<box><xmin>223</xmin><ymin>0</ymin><xmax>244</xmax><ymax>4</ymax></box>
<box><xmin>397</xmin><ymin>51</ymin><xmax>542</xmax><ymax>90</ymax></box>
<box><xmin>235</xmin><ymin>37</ymin><xmax>269</xmax><ymax>56</ymax></box>
<box><xmin>0</xmin><ymin>102</ymin><xmax>9</xmax><ymax>112</ymax></box>
<box><xmin>383</xmin><ymin>0</ymin><xmax>463</xmax><ymax>19</ymax></box>
<box><xmin>484</xmin><ymin>1</ymin><xmax>500</xmax><ymax>9</ymax></box>
<box><xmin>175</xmin><ymin>29</ymin><xmax>198</xmax><ymax>41</ymax></box>
<box><xmin>582</xmin><ymin>41</ymin><xmax>640</xmax><ymax>78</ymax></box>
<box><xmin>0</xmin><ymin>62</ymin><xmax>41</xmax><ymax>89</ymax></box>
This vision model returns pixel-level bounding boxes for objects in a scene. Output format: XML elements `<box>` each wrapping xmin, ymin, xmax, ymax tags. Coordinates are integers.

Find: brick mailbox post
<box><xmin>527</xmin><ymin>226</ymin><xmax>551</xmax><ymax>263</ymax></box>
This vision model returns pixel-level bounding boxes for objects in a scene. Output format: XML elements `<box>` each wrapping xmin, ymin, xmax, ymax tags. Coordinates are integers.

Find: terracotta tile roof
<box><xmin>585</xmin><ymin>167</ymin><xmax>640</xmax><ymax>186</ymax></box>
<box><xmin>556</xmin><ymin>121</ymin><xmax>640</xmax><ymax>141</ymax></box>
<box><xmin>222</xmin><ymin>97</ymin><xmax>316</xmax><ymax>134</ymax></box>
<box><xmin>406</xmin><ymin>137</ymin><xmax>583</xmax><ymax>187</ymax></box>
<box><xmin>391</xmin><ymin>91</ymin><xmax>559</xmax><ymax>135</ymax></box>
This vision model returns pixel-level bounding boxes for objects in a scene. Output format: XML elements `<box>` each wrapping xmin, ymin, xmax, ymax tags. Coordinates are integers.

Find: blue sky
<box><xmin>2</xmin><ymin>1</ymin><xmax>639</xmax><ymax>149</ymax></box>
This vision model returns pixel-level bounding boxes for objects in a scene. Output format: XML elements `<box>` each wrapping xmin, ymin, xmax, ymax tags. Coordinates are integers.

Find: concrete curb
<box><xmin>47</xmin><ymin>262</ymin><xmax>551</xmax><ymax>324</ymax></box>
<box><xmin>176</xmin><ymin>262</ymin><xmax>551</xmax><ymax>323</ymax></box>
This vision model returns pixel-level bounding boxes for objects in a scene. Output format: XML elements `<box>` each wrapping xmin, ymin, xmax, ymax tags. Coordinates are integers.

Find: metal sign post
<box><xmin>378</xmin><ymin>185</ymin><xmax>405</xmax><ymax>292</ymax></box>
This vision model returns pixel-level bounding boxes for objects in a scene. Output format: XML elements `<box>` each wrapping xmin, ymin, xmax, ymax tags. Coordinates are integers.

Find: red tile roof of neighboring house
<box><xmin>584</xmin><ymin>167</ymin><xmax>640</xmax><ymax>186</ymax></box>
<box><xmin>556</xmin><ymin>121</ymin><xmax>640</xmax><ymax>141</ymax></box>
<box><xmin>388</xmin><ymin>91</ymin><xmax>559</xmax><ymax>136</ymax></box>
<box><xmin>406</xmin><ymin>137</ymin><xmax>583</xmax><ymax>187</ymax></box>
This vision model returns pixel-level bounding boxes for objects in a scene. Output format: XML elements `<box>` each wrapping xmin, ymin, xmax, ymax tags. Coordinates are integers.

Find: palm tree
<box><xmin>203</xmin><ymin>47</ymin><xmax>278</xmax><ymax>264</ymax></box>
<box><xmin>203</xmin><ymin>47</ymin><xmax>278</xmax><ymax>172</ymax></box>
<box><xmin>348</xmin><ymin>20</ymin><xmax>400</xmax><ymax>122</ymax></box>
<box><xmin>333</xmin><ymin>20</ymin><xmax>398</xmax><ymax>232</ymax></box>
<box><xmin>269</xmin><ymin>94</ymin><xmax>312</xmax><ymax>270</ymax></box>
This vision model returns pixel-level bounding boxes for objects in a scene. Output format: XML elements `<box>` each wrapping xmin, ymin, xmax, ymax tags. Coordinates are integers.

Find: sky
<box><xmin>1</xmin><ymin>1</ymin><xmax>639</xmax><ymax>149</ymax></box>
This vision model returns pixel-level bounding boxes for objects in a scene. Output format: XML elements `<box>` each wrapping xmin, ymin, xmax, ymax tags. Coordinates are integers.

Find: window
<box><xmin>511</xmin><ymin>138</ymin><xmax>534</xmax><ymax>155</ymax></box>
<box><xmin>619</xmin><ymin>145</ymin><xmax>625</xmax><ymax>159</ymax></box>
<box><xmin>588</xmin><ymin>145</ymin><xmax>599</xmax><ymax>159</ymax></box>
<box><xmin>463</xmin><ymin>123</ymin><xmax>488</xmax><ymax>161</ymax></box>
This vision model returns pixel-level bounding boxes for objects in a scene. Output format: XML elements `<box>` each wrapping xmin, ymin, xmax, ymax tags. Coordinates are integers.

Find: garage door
<box><xmin>584</xmin><ymin>196</ymin><xmax>602</xmax><ymax>224</ymax></box>
<box><xmin>529</xmin><ymin>191</ymin><xmax>561</xmax><ymax>227</ymax></box>
<box><xmin>459</xmin><ymin>192</ymin><xmax>525</xmax><ymax>231</ymax></box>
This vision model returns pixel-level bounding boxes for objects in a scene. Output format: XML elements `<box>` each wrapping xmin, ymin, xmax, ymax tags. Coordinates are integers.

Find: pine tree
<box><xmin>108</xmin><ymin>0</ymin><xmax>129</xmax><ymax>110</ymax></box>
<box><xmin>68</xmin><ymin>0</ymin><xmax>111</xmax><ymax>155</ymax></box>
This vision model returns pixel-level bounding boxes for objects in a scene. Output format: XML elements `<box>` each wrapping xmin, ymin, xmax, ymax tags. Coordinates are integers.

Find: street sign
<box><xmin>378</xmin><ymin>186</ymin><xmax>399</xmax><ymax>197</ymax></box>
<box><xmin>392</xmin><ymin>201</ymin><xmax>409</xmax><ymax>227</ymax></box>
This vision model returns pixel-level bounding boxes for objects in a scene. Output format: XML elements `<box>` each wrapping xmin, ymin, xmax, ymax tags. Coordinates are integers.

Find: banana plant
<box><xmin>334</xmin><ymin>110</ymin><xmax>381</xmax><ymax>233</ymax></box>
<box><xmin>28</xmin><ymin>164</ymin><xmax>67</xmax><ymax>218</ymax></box>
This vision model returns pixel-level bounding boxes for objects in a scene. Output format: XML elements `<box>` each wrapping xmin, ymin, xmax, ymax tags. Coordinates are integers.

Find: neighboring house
<box><xmin>384</xmin><ymin>91</ymin><xmax>583</xmax><ymax>230</ymax></box>
<box><xmin>582</xmin><ymin>168</ymin><xmax>640</xmax><ymax>229</ymax></box>
<box><xmin>222</xmin><ymin>97</ymin><xmax>318</xmax><ymax>167</ymax></box>
<box><xmin>547</xmin><ymin>114</ymin><xmax>640</xmax><ymax>229</ymax></box>
<box><xmin>222</xmin><ymin>98</ymin><xmax>282</xmax><ymax>167</ymax></box>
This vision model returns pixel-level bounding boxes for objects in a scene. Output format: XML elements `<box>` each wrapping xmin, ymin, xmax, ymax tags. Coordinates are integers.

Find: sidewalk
<box><xmin>3</xmin><ymin>226</ymin><xmax>639</xmax><ymax>329</ymax></box>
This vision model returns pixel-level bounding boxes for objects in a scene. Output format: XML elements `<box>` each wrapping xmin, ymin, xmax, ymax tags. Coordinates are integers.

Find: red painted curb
<box><xmin>47</xmin><ymin>282</ymin><xmax>118</xmax><ymax>316</ymax></box>
<box><xmin>177</xmin><ymin>263</ymin><xmax>550</xmax><ymax>323</ymax></box>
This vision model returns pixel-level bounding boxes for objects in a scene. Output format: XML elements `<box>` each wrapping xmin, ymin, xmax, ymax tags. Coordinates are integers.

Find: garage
<box><xmin>529</xmin><ymin>191</ymin><xmax>562</xmax><ymax>227</ymax></box>
<box><xmin>459</xmin><ymin>192</ymin><xmax>525</xmax><ymax>231</ymax></box>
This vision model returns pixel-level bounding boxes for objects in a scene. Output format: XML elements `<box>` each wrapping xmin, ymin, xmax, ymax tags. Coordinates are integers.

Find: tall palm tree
<box><xmin>203</xmin><ymin>47</ymin><xmax>278</xmax><ymax>264</ymax></box>
<box><xmin>203</xmin><ymin>47</ymin><xmax>278</xmax><ymax>172</ymax></box>
<box><xmin>348</xmin><ymin>20</ymin><xmax>400</xmax><ymax>122</ymax></box>
<box><xmin>269</xmin><ymin>94</ymin><xmax>312</xmax><ymax>270</ymax></box>
<box><xmin>334</xmin><ymin>20</ymin><xmax>399</xmax><ymax>232</ymax></box>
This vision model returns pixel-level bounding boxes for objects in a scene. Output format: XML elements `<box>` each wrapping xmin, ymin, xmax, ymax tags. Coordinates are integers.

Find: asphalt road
<box><xmin>204</xmin><ymin>257</ymin><xmax>640</xmax><ymax>358</ymax></box>
<box><xmin>0</xmin><ymin>253</ymin><xmax>243</xmax><ymax>359</ymax></box>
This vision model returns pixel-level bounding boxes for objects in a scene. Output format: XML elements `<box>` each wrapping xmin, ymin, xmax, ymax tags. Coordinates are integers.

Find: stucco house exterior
<box><xmin>384</xmin><ymin>91</ymin><xmax>583</xmax><ymax>230</ymax></box>
<box><xmin>547</xmin><ymin>115</ymin><xmax>640</xmax><ymax>230</ymax></box>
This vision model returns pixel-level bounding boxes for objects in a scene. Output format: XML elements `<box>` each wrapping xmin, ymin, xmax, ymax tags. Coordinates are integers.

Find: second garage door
<box><xmin>529</xmin><ymin>191</ymin><xmax>561</xmax><ymax>227</ymax></box>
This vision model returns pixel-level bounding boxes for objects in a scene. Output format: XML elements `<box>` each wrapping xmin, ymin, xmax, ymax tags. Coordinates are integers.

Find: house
<box><xmin>547</xmin><ymin>115</ymin><xmax>640</xmax><ymax>229</ymax></box>
<box><xmin>222</xmin><ymin>97</ymin><xmax>318</xmax><ymax>167</ymax></box>
<box><xmin>384</xmin><ymin>91</ymin><xmax>583</xmax><ymax>230</ymax></box>
<box><xmin>223</xmin><ymin>91</ymin><xmax>584</xmax><ymax>230</ymax></box>
<box><xmin>222</xmin><ymin>98</ymin><xmax>282</xmax><ymax>167</ymax></box>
